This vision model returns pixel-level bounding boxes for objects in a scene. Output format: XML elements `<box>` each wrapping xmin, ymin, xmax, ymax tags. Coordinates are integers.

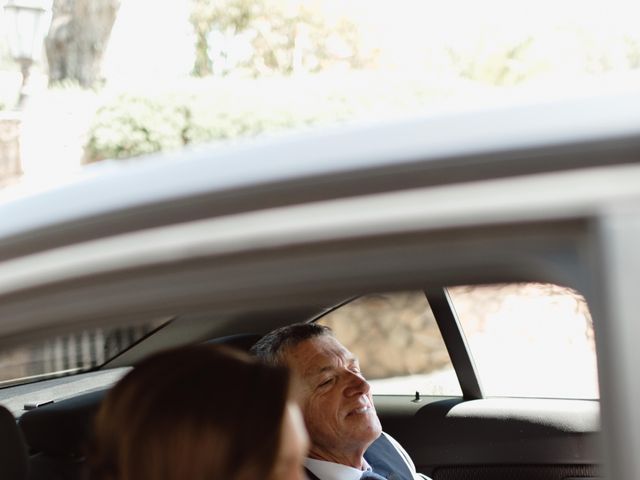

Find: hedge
<box><xmin>84</xmin><ymin>74</ymin><xmax>459</xmax><ymax>163</ymax></box>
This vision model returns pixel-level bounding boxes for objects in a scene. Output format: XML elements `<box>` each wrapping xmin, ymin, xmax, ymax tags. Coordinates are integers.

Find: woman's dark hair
<box><xmin>90</xmin><ymin>344</ymin><xmax>290</xmax><ymax>480</ymax></box>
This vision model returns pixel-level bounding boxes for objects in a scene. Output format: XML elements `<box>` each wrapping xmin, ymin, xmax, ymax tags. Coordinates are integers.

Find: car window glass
<box><xmin>318</xmin><ymin>291</ymin><xmax>462</xmax><ymax>396</ymax></box>
<box><xmin>449</xmin><ymin>283</ymin><xmax>599</xmax><ymax>399</ymax></box>
<box><xmin>0</xmin><ymin>318</ymin><xmax>169</xmax><ymax>387</ymax></box>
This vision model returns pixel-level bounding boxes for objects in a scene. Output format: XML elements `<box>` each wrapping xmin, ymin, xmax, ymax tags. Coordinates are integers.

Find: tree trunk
<box><xmin>45</xmin><ymin>0</ymin><xmax>120</xmax><ymax>88</ymax></box>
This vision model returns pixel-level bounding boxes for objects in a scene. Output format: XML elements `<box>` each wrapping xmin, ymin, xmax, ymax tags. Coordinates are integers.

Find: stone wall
<box><xmin>320</xmin><ymin>292</ymin><xmax>449</xmax><ymax>380</ymax></box>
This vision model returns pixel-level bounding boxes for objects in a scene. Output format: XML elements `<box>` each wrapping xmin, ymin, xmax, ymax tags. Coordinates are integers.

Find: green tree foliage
<box><xmin>84</xmin><ymin>80</ymin><xmax>328</xmax><ymax>162</ymax></box>
<box><xmin>84</xmin><ymin>5</ymin><xmax>640</xmax><ymax>163</ymax></box>
<box><xmin>83</xmin><ymin>73</ymin><xmax>449</xmax><ymax>163</ymax></box>
<box><xmin>446</xmin><ymin>37</ymin><xmax>539</xmax><ymax>86</ymax></box>
<box><xmin>84</xmin><ymin>94</ymin><xmax>191</xmax><ymax>162</ymax></box>
<box><xmin>189</xmin><ymin>0</ymin><xmax>370</xmax><ymax>77</ymax></box>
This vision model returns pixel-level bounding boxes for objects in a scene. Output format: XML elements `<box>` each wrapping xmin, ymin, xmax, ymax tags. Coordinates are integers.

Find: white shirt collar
<box><xmin>305</xmin><ymin>457</ymin><xmax>372</xmax><ymax>480</ymax></box>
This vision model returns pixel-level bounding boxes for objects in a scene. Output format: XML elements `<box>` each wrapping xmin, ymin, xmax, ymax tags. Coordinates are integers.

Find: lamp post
<box><xmin>2</xmin><ymin>0</ymin><xmax>52</xmax><ymax>109</ymax></box>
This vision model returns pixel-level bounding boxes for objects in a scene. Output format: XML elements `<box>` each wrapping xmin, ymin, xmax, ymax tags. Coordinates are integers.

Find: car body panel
<box><xmin>1</xmin><ymin>163</ymin><xmax>639</xmax><ymax>342</ymax></box>
<box><xmin>1</xmin><ymin>90</ymin><xmax>640</xmax><ymax>263</ymax></box>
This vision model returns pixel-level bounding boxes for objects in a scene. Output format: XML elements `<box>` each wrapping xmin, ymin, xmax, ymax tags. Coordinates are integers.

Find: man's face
<box><xmin>283</xmin><ymin>335</ymin><xmax>382</xmax><ymax>462</ymax></box>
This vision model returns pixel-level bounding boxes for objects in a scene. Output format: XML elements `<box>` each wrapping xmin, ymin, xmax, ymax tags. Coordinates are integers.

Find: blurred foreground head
<box><xmin>91</xmin><ymin>344</ymin><xmax>308</xmax><ymax>480</ymax></box>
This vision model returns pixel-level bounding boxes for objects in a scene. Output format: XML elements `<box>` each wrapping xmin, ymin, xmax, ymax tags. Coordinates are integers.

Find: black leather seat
<box><xmin>19</xmin><ymin>389</ymin><xmax>107</xmax><ymax>480</ymax></box>
<box><xmin>0</xmin><ymin>404</ymin><xmax>28</xmax><ymax>480</ymax></box>
<box><xmin>17</xmin><ymin>335</ymin><xmax>261</xmax><ymax>480</ymax></box>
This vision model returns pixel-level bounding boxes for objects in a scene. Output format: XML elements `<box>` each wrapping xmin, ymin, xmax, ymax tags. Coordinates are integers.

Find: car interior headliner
<box><xmin>104</xmin><ymin>294</ymin><xmax>352</xmax><ymax>368</ymax></box>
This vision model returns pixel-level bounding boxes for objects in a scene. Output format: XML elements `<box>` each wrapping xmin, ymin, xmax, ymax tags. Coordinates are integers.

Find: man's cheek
<box><xmin>303</xmin><ymin>401</ymin><xmax>319</xmax><ymax>424</ymax></box>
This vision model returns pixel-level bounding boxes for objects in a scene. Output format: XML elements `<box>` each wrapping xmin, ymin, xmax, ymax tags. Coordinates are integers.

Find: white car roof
<box><xmin>1</xmin><ymin>88</ymin><xmax>640</xmax><ymax>254</ymax></box>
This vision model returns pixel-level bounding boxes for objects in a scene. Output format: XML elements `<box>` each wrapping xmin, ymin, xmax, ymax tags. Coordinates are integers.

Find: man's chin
<box><xmin>344</xmin><ymin>416</ymin><xmax>382</xmax><ymax>442</ymax></box>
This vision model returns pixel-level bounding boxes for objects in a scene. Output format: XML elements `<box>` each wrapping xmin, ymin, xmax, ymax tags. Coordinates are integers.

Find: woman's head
<box><xmin>91</xmin><ymin>344</ymin><xmax>307</xmax><ymax>480</ymax></box>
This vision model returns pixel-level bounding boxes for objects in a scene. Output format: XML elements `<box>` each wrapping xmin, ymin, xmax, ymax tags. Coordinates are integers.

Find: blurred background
<box><xmin>0</xmin><ymin>0</ymin><xmax>640</xmax><ymax>190</ymax></box>
<box><xmin>320</xmin><ymin>284</ymin><xmax>598</xmax><ymax>399</ymax></box>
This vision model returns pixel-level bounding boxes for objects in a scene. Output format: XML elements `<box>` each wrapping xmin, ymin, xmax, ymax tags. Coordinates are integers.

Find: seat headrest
<box><xmin>19</xmin><ymin>336</ymin><xmax>261</xmax><ymax>458</ymax></box>
<box><xmin>205</xmin><ymin>333</ymin><xmax>262</xmax><ymax>352</ymax></box>
<box><xmin>19</xmin><ymin>389</ymin><xmax>107</xmax><ymax>457</ymax></box>
<box><xmin>0</xmin><ymin>404</ymin><xmax>28</xmax><ymax>480</ymax></box>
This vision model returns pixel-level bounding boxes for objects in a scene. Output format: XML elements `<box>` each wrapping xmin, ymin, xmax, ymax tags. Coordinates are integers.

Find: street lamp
<box><xmin>2</xmin><ymin>0</ymin><xmax>52</xmax><ymax>109</ymax></box>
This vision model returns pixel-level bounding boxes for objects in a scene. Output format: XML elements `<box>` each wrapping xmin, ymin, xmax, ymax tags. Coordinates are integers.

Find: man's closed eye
<box><xmin>318</xmin><ymin>377</ymin><xmax>334</xmax><ymax>389</ymax></box>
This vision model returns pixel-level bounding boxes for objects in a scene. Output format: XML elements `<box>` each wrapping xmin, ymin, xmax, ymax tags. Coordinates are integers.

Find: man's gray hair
<box><xmin>250</xmin><ymin>322</ymin><xmax>333</xmax><ymax>366</ymax></box>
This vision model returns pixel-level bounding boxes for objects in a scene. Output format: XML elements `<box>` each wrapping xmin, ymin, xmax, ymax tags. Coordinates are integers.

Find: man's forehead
<box><xmin>285</xmin><ymin>336</ymin><xmax>356</xmax><ymax>374</ymax></box>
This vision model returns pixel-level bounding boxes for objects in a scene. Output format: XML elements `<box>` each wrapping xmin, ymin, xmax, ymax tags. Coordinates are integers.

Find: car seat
<box><xmin>0</xmin><ymin>404</ymin><xmax>28</xmax><ymax>480</ymax></box>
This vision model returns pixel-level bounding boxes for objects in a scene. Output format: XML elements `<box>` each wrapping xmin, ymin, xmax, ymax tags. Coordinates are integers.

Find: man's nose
<box><xmin>343</xmin><ymin>370</ymin><xmax>370</xmax><ymax>397</ymax></box>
